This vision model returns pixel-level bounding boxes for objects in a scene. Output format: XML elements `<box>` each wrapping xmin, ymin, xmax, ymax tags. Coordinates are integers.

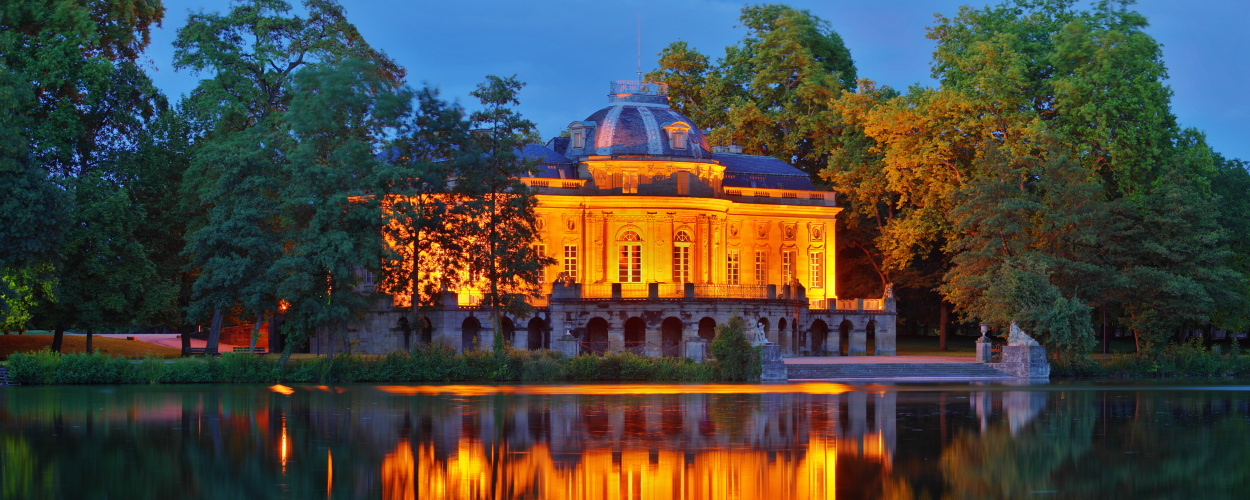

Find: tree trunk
<box><xmin>86</xmin><ymin>327</ymin><xmax>93</xmax><ymax>354</ymax></box>
<box><xmin>938</xmin><ymin>302</ymin><xmax>949</xmax><ymax>351</ymax></box>
<box><xmin>1101</xmin><ymin>306</ymin><xmax>1108</xmax><ymax>355</ymax></box>
<box><xmin>249</xmin><ymin>312</ymin><xmax>264</xmax><ymax>353</ymax></box>
<box><xmin>52</xmin><ymin>325</ymin><xmax>65</xmax><ymax>353</ymax></box>
<box><xmin>181</xmin><ymin>324</ymin><xmax>192</xmax><ymax>356</ymax></box>
<box><xmin>207</xmin><ymin>308</ymin><xmax>223</xmax><ymax>354</ymax></box>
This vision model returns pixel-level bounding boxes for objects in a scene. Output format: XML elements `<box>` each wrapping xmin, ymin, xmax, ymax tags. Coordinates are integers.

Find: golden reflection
<box><xmin>381</xmin><ymin>439</ymin><xmax>415</xmax><ymax>500</ymax></box>
<box><xmin>269</xmin><ymin>384</ymin><xmax>295</xmax><ymax>395</ymax></box>
<box><xmin>327</xmin><ymin>449</ymin><xmax>333</xmax><ymax>498</ymax></box>
<box><xmin>279</xmin><ymin>415</ymin><xmax>289</xmax><ymax>473</ymax></box>
<box><xmin>406</xmin><ymin>435</ymin><xmax>858</xmax><ymax>499</ymax></box>
<box><xmin>374</xmin><ymin>382</ymin><xmax>854</xmax><ymax>396</ymax></box>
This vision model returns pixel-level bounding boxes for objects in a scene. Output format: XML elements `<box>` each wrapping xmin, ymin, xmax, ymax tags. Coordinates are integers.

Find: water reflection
<box><xmin>1</xmin><ymin>383</ymin><xmax>1247</xmax><ymax>499</ymax></box>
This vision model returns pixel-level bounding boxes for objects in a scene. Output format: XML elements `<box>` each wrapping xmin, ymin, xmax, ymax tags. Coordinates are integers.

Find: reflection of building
<box><xmin>326</xmin><ymin>81</ymin><xmax>895</xmax><ymax>357</ymax></box>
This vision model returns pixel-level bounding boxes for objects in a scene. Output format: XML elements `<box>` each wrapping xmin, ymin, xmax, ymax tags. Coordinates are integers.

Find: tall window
<box><xmin>727</xmin><ymin>250</ymin><xmax>740</xmax><ymax>285</ymax></box>
<box><xmin>572</xmin><ymin>130</ymin><xmax>584</xmax><ymax>149</ymax></box>
<box><xmin>754</xmin><ymin>251</ymin><xmax>767</xmax><ymax>284</ymax></box>
<box><xmin>782</xmin><ymin>250</ymin><xmax>796</xmax><ymax>284</ymax></box>
<box><xmin>621</xmin><ymin>171</ymin><xmax>637</xmax><ymax>194</ymax></box>
<box><xmin>563</xmin><ymin>245</ymin><xmax>578</xmax><ymax>281</ymax></box>
<box><xmin>672</xmin><ymin>230</ymin><xmax>693</xmax><ymax>283</ymax></box>
<box><xmin>810</xmin><ymin>251</ymin><xmax>823</xmax><ymax>288</ymax></box>
<box><xmin>672</xmin><ymin>246</ymin><xmax>690</xmax><ymax>283</ymax></box>
<box><xmin>664</xmin><ymin>122</ymin><xmax>691</xmax><ymax>150</ymax></box>
<box><xmin>618</xmin><ymin>231</ymin><xmax>642</xmax><ymax>283</ymax></box>
<box><xmin>533</xmin><ymin>244</ymin><xmax>547</xmax><ymax>283</ymax></box>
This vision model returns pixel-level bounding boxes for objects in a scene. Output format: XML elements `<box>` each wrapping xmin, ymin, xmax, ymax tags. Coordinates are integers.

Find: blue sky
<box><xmin>143</xmin><ymin>0</ymin><xmax>1249</xmax><ymax>161</ymax></box>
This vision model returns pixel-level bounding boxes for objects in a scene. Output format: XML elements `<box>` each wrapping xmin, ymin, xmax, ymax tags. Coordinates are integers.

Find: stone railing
<box><xmin>559</xmin><ymin>282</ymin><xmax>787</xmax><ymax>301</ymax></box>
<box><xmin>723</xmin><ymin>187</ymin><xmax>835</xmax><ymax>205</ymax></box>
<box><xmin>812</xmin><ymin>298</ymin><xmax>888</xmax><ymax>312</ymax></box>
<box><xmin>520</xmin><ymin>178</ymin><xmax>586</xmax><ymax>189</ymax></box>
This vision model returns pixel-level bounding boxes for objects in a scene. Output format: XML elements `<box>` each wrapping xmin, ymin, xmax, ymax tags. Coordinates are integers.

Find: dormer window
<box><xmin>568</xmin><ymin>121</ymin><xmax>594</xmax><ymax>150</ymax></box>
<box><xmin>662</xmin><ymin>121</ymin><xmax>692</xmax><ymax>150</ymax></box>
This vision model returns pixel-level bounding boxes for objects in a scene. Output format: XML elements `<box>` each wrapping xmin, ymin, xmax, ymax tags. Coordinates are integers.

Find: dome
<box><xmin>564</xmin><ymin>81</ymin><xmax>712</xmax><ymax>160</ymax></box>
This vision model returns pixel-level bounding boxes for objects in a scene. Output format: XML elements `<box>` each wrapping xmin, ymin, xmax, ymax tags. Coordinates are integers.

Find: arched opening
<box><xmin>757</xmin><ymin>317</ymin><xmax>770</xmax><ymax>344</ymax></box>
<box><xmin>419</xmin><ymin>316</ymin><xmax>432</xmax><ymax>345</ymax></box>
<box><xmin>698</xmin><ymin>317</ymin><xmax>717</xmax><ymax>342</ymax></box>
<box><xmin>527</xmin><ymin>317</ymin><xmax>547</xmax><ymax>350</ymax></box>
<box><xmin>838</xmin><ymin>319</ymin><xmax>852</xmax><ymax>356</ymax></box>
<box><xmin>661</xmin><ymin>317</ymin><xmax>683</xmax><ymax>357</ymax></box>
<box><xmin>624</xmin><ymin>317</ymin><xmax>646</xmax><ymax>355</ymax></box>
<box><xmin>397</xmin><ymin>316</ymin><xmax>413</xmax><ymax>351</ymax></box>
<box><xmin>866</xmin><ymin>320</ymin><xmax>877</xmax><ymax>355</ymax></box>
<box><xmin>811</xmin><ymin>320</ymin><xmax>829</xmax><ymax>355</ymax></box>
<box><xmin>778</xmin><ymin>318</ymin><xmax>788</xmax><ymax>350</ymax></box>
<box><xmin>461</xmin><ymin>316</ymin><xmax>482</xmax><ymax>351</ymax></box>
<box><xmin>585</xmin><ymin>317</ymin><xmax>609</xmax><ymax>354</ymax></box>
<box><xmin>501</xmin><ymin>317</ymin><xmax>516</xmax><ymax>348</ymax></box>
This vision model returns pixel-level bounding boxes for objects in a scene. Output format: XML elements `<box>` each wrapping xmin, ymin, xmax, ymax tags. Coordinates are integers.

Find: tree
<box><xmin>648</xmin><ymin>4</ymin><xmax>857</xmax><ymax>176</ymax></box>
<box><xmin>377</xmin><ymin>87</ymin><xmax>475</xmax><ymax>315</ymax></box>
<box><xmin>1</xmin><ymin>0</ymin><xmax>166</xmax><ymax>350</ymax></box>
<box><xmin>272</xmin><ymin>58</ymin><xmax>410</xmax><ymax>355</ymax></box>
<box><xmin>175</xmin><ymin>0</ymin><xmax>402</xmax><ymax>354</ymax></box>
<box><xmin>460</xmin><ymin>75</ymin><xmax>551</xmax><ymax>350</ymax></box>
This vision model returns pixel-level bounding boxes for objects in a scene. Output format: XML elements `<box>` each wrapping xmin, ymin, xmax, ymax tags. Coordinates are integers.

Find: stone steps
<box><xmin>786</xmin><ymin>362</ymin><xmax>1012</xmax><ymax>380</ymax></box>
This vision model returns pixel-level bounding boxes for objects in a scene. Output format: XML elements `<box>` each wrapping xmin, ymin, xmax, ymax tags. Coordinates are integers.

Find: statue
<box><xmin>884</xmin><ymin>282</ymin><xmax>894</xmax><ymax>299</ymax></box>
<box><xmin>1008</xmin><ymin>321</ymin><xmax>1040</xmax><ymax>346</ymax></box>
<box><xmin>753</xmin><ymin>321</ymin><xmax>767</xmax><ymax>344</ymax></box>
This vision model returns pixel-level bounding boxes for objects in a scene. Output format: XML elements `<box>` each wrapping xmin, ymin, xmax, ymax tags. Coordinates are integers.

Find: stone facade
<box><xmin>316</xmin><ymin>81</ymin><xmax>896</xmax><ymax>358</ymax></box>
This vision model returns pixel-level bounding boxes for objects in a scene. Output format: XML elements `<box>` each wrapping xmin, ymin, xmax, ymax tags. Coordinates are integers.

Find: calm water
<box><xmin>1</xmin><ymin>381</ymin><xmax>1248</xmax><ymax>499</ymax></box>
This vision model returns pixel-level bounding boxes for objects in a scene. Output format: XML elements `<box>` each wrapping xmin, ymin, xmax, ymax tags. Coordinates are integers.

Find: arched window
<box><xmin>618</xmin><ymin>230</ymin><xmax>642</xmax><ymax>283</ymax></box>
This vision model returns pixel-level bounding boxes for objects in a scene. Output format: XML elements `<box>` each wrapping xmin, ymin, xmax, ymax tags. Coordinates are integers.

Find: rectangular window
<box><xmin>534</xmin><ymin>244</ymin><xmax>547</xmax><ymax>283</ymax></box>
<box><xmin>563</xmin><ymin>245</ymin><xmax>578</xmax><ymax>281</ymax></box>
<box><xmin>572</xmin><ymin>131</ymin><xmax>584</xmax><ymax>149</ymax></box>
<box><xmin>673</xmin><ymin>245</ymin><xmax>691</xmax><ymax>283</ymax></box>
<box><xmin>754</xmin><ymin>251</ymin><xmax>767</xmax><ymax>284</ymax></box>
<box><xmin>621</xmin><ymin>170</ymin><xmax>638</xmax><ymax>194</ymax></box>
<box><xmin>618</xmin><ymin>244</ymin><xmax>641</xmax><ymax>283</ymax></box>
<box><xmin>810</xmin><ymin>251</ymin><xmax>823</xmax><ymax>288</ymax></box>
<box><xmin>676</xmin><ymin>171</ymin><xmax>691</xmax><ymax>195</ymax></box>
<box><xmin>727</xmin><ymin>250</ymin><xmax>740</xmax><ymax>285</ymax></box>
<box><xmin>782</xmin><ymin>250</ymin><xmax>796</xmax><ymax>284</ymax></box>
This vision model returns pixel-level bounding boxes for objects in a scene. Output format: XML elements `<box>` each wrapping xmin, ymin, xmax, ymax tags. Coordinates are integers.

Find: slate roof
<box><xmin>716</xmin><ymin>153</ymin><xmax>816</xmax><ymax>190</ymax></box>
<box><xmin>564</xmin><ymin>103</ymin><xmax>713</xmax><ymax>160</ymax></box>
<box><xmin>519</xmin><ymin>143</ymin><xmax>576</xmax><ymax>179</ymax></box>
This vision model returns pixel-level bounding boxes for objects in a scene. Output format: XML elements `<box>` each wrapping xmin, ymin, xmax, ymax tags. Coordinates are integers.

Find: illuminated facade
<box><xmin>327</xmin><ymin>81</ymin><xmax>895</xmax><ymax>358</ymax></box>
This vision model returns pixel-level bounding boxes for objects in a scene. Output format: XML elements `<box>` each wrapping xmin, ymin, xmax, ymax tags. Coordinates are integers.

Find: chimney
<box><xmin>712</xmin><ymin>145</ymin><xmax>727</xmax><ymax>153</ymax></box>
<box><xmin>727</xmin><ymin>145</ymin><xmax>743</xmax><ymax>154</ymax></box>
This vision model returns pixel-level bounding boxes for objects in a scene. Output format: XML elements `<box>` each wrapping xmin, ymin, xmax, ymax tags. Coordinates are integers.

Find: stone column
<box><xmin>827</xmin><ymin>324</ymin><xmax>841</xmax><ymax>356</ymax></box>
<box><xmin>875</xmin><ymin>315</ymin><xmax>897</xmax><ymax>356</ymax></box>
<box><xmin>848</xmin><ymin>320</ymin><xmax>867</xmax><ymax>356</ymax></box>
<box><xmin>976</xmin><ymin>324</ymin><xmax>992</xmax><ymax>363</ymax></box>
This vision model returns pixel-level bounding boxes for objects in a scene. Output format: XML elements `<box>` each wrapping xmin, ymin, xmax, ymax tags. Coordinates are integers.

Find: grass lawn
<box><xmin>0</xmin><ymin>334</ymin><xmax>182</xmax><ymax>360</ymax></box>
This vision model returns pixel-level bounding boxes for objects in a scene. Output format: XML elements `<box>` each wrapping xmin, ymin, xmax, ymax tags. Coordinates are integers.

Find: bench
<box><xmin>231</xmin><ymin>347</ymin><xmax>267</xmax><ymax>354</ymax></box>
<box><xmin>187</xmin><ymin>347</ymin><xmax>210</xmax><ymax>356</ymax></box>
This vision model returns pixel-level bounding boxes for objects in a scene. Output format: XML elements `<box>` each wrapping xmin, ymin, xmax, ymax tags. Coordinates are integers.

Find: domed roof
<box><xmin>564</xmin><ymin>81</ymin><xmax>712</xmax><ymax>160</ymax></box>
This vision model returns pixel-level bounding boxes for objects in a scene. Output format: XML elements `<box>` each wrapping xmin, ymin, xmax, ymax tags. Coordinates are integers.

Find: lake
<box><xmin>1</xmin><ymin>381</ymin><xmax>1248</xmax><ymax>499</ymax></box>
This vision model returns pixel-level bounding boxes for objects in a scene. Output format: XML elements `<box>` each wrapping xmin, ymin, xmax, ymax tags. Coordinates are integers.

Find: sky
<box><xmin>142</xmin><ymin>0</ymin><xmax>1249</xmax><ymax>161</ymax></box>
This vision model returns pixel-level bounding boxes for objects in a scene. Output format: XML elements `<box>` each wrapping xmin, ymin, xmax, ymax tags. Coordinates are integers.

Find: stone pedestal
<box><xmin>976</xmin><ymin>337</ymin><xmax>993</xmax><ymax>363</ymax></box>
<box><xmin>555</xmin><ymin>334</ymin><xmax>580</xmax><ymax>358</ymax></box>
<box><xmin>759</xmin><ymin>343</ymin><xmax>787</xmax><ymax>381</ymax></box>
<box><xmin>997</xmin><ymin>345</ymin><xmax>1050</xmax><ymax>378</ymax></box>
<box><xmin>684</xmin><ymin>337</ymin><xmax>706</xmax><ymax>363</ymax></box>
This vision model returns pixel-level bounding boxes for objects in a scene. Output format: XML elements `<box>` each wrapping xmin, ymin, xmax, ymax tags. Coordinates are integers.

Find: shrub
<box><xmin>519</xmin><ymin>351</ymin><xmax>567</xmax><ymax>381</ymax></box>
<box><xmin>7</xmin><ymin>349</ymin><xmax>61</xmax><ymax>385</ymax></box>
<box><xmin>163</xmin><ymin>357</ymin><xmax>219</xmax><ymax>383</ymax></box>
<box><xmin>52</xmin><ymin>352</ymin><xmax>132</xmax><ymax>384</ymax></box>
<box><xmin>708</xmin><ymin>316</ymin><xmax>762</xmax><ymax>381</ymax></box>
<box><xmin>220</xmin><ymin>353</ymin><xmax>276</xmax><ymax>383</ymax></box>
<box><xmin>617</xmin><ymin>352</ymin><xmax>653</xmax><ymax>381</ymax></box>
<box><xmin>129</xmin><ymin>357</ymin><xmax>166</xmax><ymax>384</ymax></box>
<box><xmin>566</xmin><ymin>354</ymin><xmax>601</xmax><ymax>381</ymax></box>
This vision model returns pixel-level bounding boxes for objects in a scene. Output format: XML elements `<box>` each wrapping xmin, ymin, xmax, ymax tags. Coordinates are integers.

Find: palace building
<box><xmin>317</xmin><ymin>81</ymin><xmax>896</xmax><ymax>358</ymax></box>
